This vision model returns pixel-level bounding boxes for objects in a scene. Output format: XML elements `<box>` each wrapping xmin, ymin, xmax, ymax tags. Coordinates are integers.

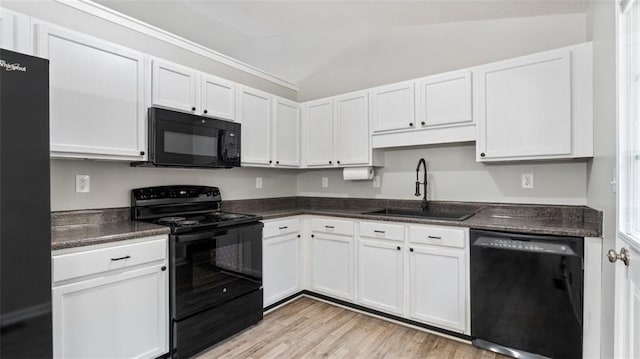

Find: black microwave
<box><xmin>143</xmin><ymin>107</ymin><xmax>241</xmax><ymax>168</ymax></box>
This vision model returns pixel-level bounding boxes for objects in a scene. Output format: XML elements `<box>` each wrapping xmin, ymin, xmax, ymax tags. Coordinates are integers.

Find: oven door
<box><xmin>149</xmin><ymin>107</ymin><xmax>239</xmax><ymax>167</ymax></box>
<box><xmin>170</xmin><ymin>222</ymin><xmax>263</xmax><ymax>320</ymax></box>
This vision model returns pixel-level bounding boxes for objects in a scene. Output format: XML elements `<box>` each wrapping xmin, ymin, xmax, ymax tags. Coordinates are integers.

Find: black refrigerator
<box><xmin>0</xmin><ymin>49</ymin><xmax>52</xmax><ymax>357</ymax></box>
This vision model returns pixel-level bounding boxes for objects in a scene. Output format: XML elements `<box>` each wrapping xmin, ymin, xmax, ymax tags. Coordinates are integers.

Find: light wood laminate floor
<box><xmin>198</xmin><ymin>296</ymin><xmax>508</xmax><ymax>359</ymax></box>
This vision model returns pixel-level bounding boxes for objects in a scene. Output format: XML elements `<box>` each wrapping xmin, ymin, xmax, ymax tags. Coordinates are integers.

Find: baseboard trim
<box><xmin>263</xmin><ymin>290</ymin><xmax>471</xmax><ymax>343</ymax></box>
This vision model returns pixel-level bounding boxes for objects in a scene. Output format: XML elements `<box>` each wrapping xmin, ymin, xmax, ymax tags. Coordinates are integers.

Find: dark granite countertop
<box><xmin>51</xmin><ymin>209</ymin><xmax>170</xmax><ymax>251</ymax></box>
<box><xmin>222</xmin><ymin>197</ymin><xmax>602</xmax><ymax>238</ymax></box>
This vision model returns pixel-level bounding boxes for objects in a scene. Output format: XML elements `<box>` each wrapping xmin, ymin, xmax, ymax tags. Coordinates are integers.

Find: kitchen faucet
<box><xmin>415</xmin><ymin>158</ymin><xmax>428</xmax><ymax>211</ymax></box>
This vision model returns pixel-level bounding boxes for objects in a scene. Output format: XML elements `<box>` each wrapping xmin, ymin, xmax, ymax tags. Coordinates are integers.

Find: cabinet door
<box><xmin>35</xmin><ymin>23</ymin><xmax>146</xmax><ymax>160</ymax></box>
<box><xmin>311</xmin><ymin>233</ymin><xmax>354</xmax><ymax>301</ymax></box>
<box><xmin>335</xmin><ymin>91</ymin><xmax>370</xmax><ymax>166</ymax></box>
<box><xmin>0</xmin><ymin>8</ymin><xmax>31</xmax><ymax>54</ymax></box>
<box><xmin>151</xmin><ymin>58</ymin><xmax>198</xmax><ymax>113</ymax></box>
<box><xmin>200</xmin><ymin>73</ymin><xmax>236</xmax><ymax>120</ymax></box>
<box><xmin>273</xmin><ymin>97</ymin><xmax>300</xmax><ymax>167</ymax></box>
<box><xmin>52</xmin><ymin>265</ymin><xmax>168</xmax><ymax>359</ymax></box>
<box><xmin>239</xmin><ymin>86</ymin><xmax>272</xmax><ymax>165</ymax></box>
<box><xmin>263</xmin><ymin>232</ymin><xmax>300</xmax><ymax>307</ymax></box>
<box><xmin>417</xmin><ymin>70</ymin><xmax>473</xmax><ymax>128</ymax></box>
<box><xmin>303</xmin><ymin>99</ymin><xmax>335</xmax><ymax>167</ymax></box>
<box><xmin>357</xmin><ymin>238</ymin><xmax>403</xmax><ymax>315</ymax></box>
<box><xmin>476</xmin><ymin>48</ymin><xmax>572</xmax><ymax>160</ymax></box>
<box><xmin>409</xmin><ymin>245</ymin><xmax>467</xmax><ymax>333</ymax></box>
<box><xmin>371</xmin><ymin>81</ymin><xmax>416</xmax><ymax>133</ymax></box>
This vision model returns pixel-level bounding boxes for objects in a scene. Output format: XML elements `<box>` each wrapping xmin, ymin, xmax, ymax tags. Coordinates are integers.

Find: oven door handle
<box><xmin>174</xmin><ymin>230</ymin><xmax>229</xmax><ymax>243</ymax></box>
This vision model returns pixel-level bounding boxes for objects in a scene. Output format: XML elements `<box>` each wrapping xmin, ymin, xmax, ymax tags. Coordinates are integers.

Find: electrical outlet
<box><xmin>521</xmin><ymin>173</ymin><xmax>534</xmax><ymax>189</ymax></box>
<box><xmin>256</xmin><ymin>177</ymin><xmax>263</xmax><ymax>189</ymax></box>
<box><xmin>322</xmin><ymin>177</ymin><xmax>329</xmax><ymax>188</ymax></box>
<box><xmin>373</xmin><ymin>176</ymin><xmax>381</xmax><ymax>188</ymax></box>
<box><xmin>75</xmin><ymin>175</ymin><xmax>90</xmax><ymax>193</ymax></box>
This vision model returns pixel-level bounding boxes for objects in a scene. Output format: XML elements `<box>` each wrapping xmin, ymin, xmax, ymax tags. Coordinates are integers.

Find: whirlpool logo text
<box><xmin>0</xmin><ymin>59</ymin><xmax>27</xmax><ymax>72</ymax></box>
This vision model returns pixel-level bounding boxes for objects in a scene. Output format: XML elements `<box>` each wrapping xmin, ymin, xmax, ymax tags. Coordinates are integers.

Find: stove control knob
<box><xmin>223</xmin><ymin>288</ymin><xmax>227</xmax><ymax>293</ymax></box>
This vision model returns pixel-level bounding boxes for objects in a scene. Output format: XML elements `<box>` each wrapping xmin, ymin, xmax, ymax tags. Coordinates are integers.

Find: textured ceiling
<box><xmin>94</xmin><ymin>0</ymin><xmax>590</xmax><ymax>84</ymax></box>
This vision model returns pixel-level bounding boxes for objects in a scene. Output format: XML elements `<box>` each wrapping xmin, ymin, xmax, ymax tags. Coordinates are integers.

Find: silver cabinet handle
<box><xmin>608</xmin><ymin>248</ymin><xmax>630</xmax><ymax>266</ymax></box>
<box><xmin>111</xmin><ymin>255</ymin><xmax>131</xmax><ymax>261</ymax></box>
<box><xmin>428</xmin><ymin>235</ymin><xmax>442</xmax><ymax>239</ymax></box>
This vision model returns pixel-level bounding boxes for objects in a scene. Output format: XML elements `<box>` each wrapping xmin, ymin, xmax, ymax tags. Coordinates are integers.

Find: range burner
<box><xmin>158</xmin><ymin>216</ymin><xmax>187</xmax><ymax>224</ymax></box>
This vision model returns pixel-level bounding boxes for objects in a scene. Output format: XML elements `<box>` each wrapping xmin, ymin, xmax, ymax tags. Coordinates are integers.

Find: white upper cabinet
<box><xmin>151</xmin><ymin>59</ymin><xmax>199</xmax><ymax>113</ymax></box>
<box><xmin>151</xmin><ymin>59</ymin><xmax>236</xmax><ymax>120</ymax></box>
<box><xmin>303</xmin><ymin>99</ymin><xmax>335</xmax><ymax>167</ymax></box>
<box><xmin>475</xmin><ymin>43</ymin><xmax>593</xmax><ymax>161</ymax></box>
<box><xmin>35</xmin><ymin>22</ymin><xmax>146</xmax><ymax>161</ymax></box>
<box><xmin>371</xmin><ymin>80</ymin><xmax>416</xmax><ymax>133</ymax></box>
<box><xmin>200</xmin><ymin>73</ymin><xmax>236</xmax><ymax>120</ymax></box>
<box><xmin>0</xmin><ymin>8</ymin><xmax>31</xmax><ymax>54</ymax></box>
<box><xmin>334</xmin><ymin>91</ymin><xmax>370</xmax><ymax>166</ymax></box>
<box><xmin>417</xmin><ymin>70</ymin><xmax>473</xmax><ymax>128</ymax></box>
<box><xmin>370</xmin><ymin>75</ymin><xmax>475</xmax><ymax>149</ymax></box>
<box><xmin>238</xmin><ymin>86</ymin><xmax>272</xmax><ymax>166</ymax></box>
<box><xmin>272</xmin><ymin>97</ymin><xmax>300</xmax><ymax>167</ymax></box>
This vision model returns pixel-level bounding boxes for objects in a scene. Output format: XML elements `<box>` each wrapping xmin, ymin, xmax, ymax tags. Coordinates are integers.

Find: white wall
<box><xmin>298</xmin><ymin>13</ymin><xmax>587</xmax><ymax>101</ymax></box>
<box><xmin>1</xmin><ymin>0</ymin><xmax>297</xmax><ymax>100</ymax></box>
<box><xmin>586</xmin><ymin>1</ymin><xmax>618</xmax><ymax>357</ymax></box>
<box><xmin>51</xmin><ymin>160</ymin><xmax>299</xmax><ymax>211</ymax></box>
<box><xmin>297</xmin><ymin>143</ymin><xmax>588</xmax><ymax>205</ymax></box>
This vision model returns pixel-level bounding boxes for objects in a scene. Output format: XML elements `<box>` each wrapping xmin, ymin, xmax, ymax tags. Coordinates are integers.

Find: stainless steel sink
<box><xmin>364</xmin><ymin>208</ymin><xmax>475</xmax><ymax>221</ymax></box>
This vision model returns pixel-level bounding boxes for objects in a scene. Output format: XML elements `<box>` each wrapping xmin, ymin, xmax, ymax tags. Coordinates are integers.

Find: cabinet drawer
<box><xmin>263</xmin><ymin>218</ymin><xmax>299</xmax><ymax>238</ymax></box>
<box><xmin>312</xmin><ymin>218</ymin><xmax>354</xmax><ymax>236</ymax></box>
<box><xmin>53</xmin><ymin>237</ymin><xmax>167</xmax><ymax>283</ymax></box>
<box><xmin>359</xmin><ymin>221</ymin><xmax>404</xmax><ymax>242</ymax></box>
<box><xmin>409</xmin><ymin>225</ymin><xmax>466</xmax><ymax>248</ymax></box>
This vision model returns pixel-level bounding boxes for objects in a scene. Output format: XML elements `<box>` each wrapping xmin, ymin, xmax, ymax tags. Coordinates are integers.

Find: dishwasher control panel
<box><xmin>474</xmin><ymin>236</ymin><xmax>577</xmax><ymax>256</ymax></box>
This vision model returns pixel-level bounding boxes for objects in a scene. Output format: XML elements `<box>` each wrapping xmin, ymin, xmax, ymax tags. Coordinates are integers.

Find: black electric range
<box><xmin>132</xmin><ymin>185</ymin><xmax>264</xmax><ymax>358</ymax></box>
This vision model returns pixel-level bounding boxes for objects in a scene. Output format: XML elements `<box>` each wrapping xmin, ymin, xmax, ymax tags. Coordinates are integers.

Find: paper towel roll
<box><xmin>343</xmin><ymin>167</ymin><xmax>374</xmax><ymax>181</ymax></box>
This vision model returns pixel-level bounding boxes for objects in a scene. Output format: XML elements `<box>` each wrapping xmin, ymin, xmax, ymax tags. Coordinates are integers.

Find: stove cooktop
<box><xmin>152</xmin><ymin>211</ymin><xmax>261</xmax><ymax>234</ymax></box>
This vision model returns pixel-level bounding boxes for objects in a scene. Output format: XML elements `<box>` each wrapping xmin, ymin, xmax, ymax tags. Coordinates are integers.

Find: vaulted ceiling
<box><xmin>95</xmin><ymin>0</ymin><xmax>590</xmax><ymax>86</ymax></box>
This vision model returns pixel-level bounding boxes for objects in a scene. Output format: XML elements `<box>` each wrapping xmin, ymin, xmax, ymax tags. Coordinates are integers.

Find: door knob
<box><xmin>608</xmin><ymin>248</ymin><xmax>630</xmax><ymax>266</ymax></box>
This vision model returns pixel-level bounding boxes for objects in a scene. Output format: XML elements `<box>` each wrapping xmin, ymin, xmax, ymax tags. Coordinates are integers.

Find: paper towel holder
<box><xmin>343</xmin><ymin>167</ymin><xmax>374</xmax><ymax>181</ymax></box>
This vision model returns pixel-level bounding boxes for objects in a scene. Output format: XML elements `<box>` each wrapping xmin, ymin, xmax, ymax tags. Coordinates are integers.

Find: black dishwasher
<box><xmin>470</xmin><ymin>229</ymin><xmax>583</xmax><ymax>359</ymax></box>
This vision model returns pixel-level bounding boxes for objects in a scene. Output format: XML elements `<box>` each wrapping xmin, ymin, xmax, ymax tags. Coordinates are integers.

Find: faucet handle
<box><xmin>415</xmin><ymin>181</ymin><xmax>421</xmax><ymax>197</ymax></box>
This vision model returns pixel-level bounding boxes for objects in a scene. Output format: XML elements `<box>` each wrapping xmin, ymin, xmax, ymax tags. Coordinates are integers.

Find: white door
<box><xmin>371</xmin><ymin>80</ymin><xmax>416</xmax><ymax>133</ymax></box>
<box><xmin>263</xmin><ymin>232</ymin><xmax>300</xmax><ymax>307</ymax></box>
<box><xmin>614</xmin><ymin>4</ymin><xmax>640</xmax><ymax>357</ymax></box>
<box><xmin>335</xmin><ymin>91</ymin><xmax>370</xmax><ymax>166</ymax></box>
<box><xmin>35</xmin><ymin>23</ymin><xmax>146</xmax><ymax>161</ymax></box>
<box><xmin>151</xmin><ymin>58</ymin><xmax>199</xmax><ymax>113</ymax></box>
<box><xmin>475</xmin><ymin>48</ymin><xmax>572</xmax><ymax>160</ymax></box>
<box><xmin>52</xmin><ymin>265</ymin><xmax>168</xmax><ymax>359</ymax></box>
<box><xmin>417</xmin><ymin>70</ymin><xmax>473</xmax><ymax>128</ymax></box>
<box><xmin>303</xmin><ymin>99</ymin><xmax>335</xmax><ymax>167</ymax></box>
<box><xmin>408</xmin><ymin>245</ymin><xmax>467</xmax><ymax>333</ymax></box>
<box><xmin>200</xmin><ymin>73</ymin><xmax>236</xmax><ymax>120</ymax></box>
<box><xmin>311</xmin><ymin>232</ymin><xmax>354</xmax><ymax>300</ymax></box>
<box><xmin>272</xmin><ymin>97</ymin><xmax>300</xmax><ymax>167</ymax></box>
<box><xmin>357</xmin><ymin>238</ymin><xmax>403</xmax><ymax>315</ymax></box>
<box><xmin>238</xmin><ymin>86</ymin><xmax>272</xmax><ymax>166</ymax></box>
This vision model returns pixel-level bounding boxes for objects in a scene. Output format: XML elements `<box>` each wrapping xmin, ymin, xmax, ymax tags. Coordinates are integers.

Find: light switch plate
<box><xmin>75</xmin><ymin>175</ymin><xmax>90</xmax><ymax>193</ymax></box>
<box><xmin>256</xmin><ymin>177</ymin><xmax>263</xmax><ymax>189</ymax></box>
<box><xmin>521</xmin><ymin>173</ymin><xmax>534</xmax><ymax>189</ymax></box>
<box><xmin>322</xmin><ymin>177</ymin><xmax>329</xmax><ymax>188</ymax></box>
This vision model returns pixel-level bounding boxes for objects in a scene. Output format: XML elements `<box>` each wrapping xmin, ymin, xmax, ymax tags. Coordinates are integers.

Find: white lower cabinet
<box><xmin>357</xmin><ymin>238</ymin><xmax>404</xmax><ymax>315</ymax></box>
<box><xmin>52</xmin><ymin>236</ymin><xmax>168</xmax><ymax>359</ymax></box>
<box><xmin>310</xmin><ymin>218</ymin><xmax>355</xmax><ymax>301</ymax></box>
<box><xmin>408</xmin><ymin>244</ymin><xmax>467</xmax><ymax>333</ymax></box>
<box><xmin>263</xmin><ymin>218</ymin><xmax>301</xmax><ymax>307</ymax></box>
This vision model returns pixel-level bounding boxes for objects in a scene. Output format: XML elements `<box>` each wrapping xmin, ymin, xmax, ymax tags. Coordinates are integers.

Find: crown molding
<box><xmin>54</xmin><ymin>0</ymin><xmax>300</xmax><ymax>91</ymax></box>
